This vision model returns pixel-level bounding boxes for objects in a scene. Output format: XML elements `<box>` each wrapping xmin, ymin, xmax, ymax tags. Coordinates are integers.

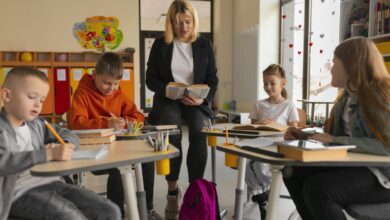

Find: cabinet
<box><xmin>0</xmin><ymin>51</ymin><xmax>134</xmax><ymax>122</ymax></box>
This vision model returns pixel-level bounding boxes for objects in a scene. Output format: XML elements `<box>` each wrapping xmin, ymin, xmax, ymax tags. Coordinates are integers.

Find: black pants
<box><xmin>283</xmin><ymin>166</ymin><xmax>390</xmax><ymax>220</ymax></box>
<box><xmin>151</xmin><ymin>101</ymin><xmax>208</xmax><ymax>182</ymax></box>
<box><xmin>92</xmin><ymin>162</ymin><xmax>155</xmax><ymax>214</ymax></box>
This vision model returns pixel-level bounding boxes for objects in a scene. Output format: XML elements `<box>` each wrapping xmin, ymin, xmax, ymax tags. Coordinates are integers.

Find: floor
<box><xmin>83</xmin><ymin>126</ymin><xmax>298</xmax><ymax>220</ymax></box>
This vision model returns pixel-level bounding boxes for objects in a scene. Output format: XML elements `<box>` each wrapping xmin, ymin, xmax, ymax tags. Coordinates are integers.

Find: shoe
<box><xmin>165</xmin><ymin>187</ymin><xmax>182</xmax><ymax>220</ymax></box>
<box><xmin>148</xmin><ymin>209</ymin><xmax>163</xmax><ymax>220</ymax></box>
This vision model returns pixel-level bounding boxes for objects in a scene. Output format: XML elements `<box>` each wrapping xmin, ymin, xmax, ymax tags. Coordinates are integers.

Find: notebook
<box><xmin>72</xmin><ymin>145</ymin><xmax>108</xmax><ymax>160</ymax></box>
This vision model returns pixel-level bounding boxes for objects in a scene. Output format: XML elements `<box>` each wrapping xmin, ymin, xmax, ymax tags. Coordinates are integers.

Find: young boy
<box><xmin>68</xmin><ymin>52</ymin><xmax>160</xmax><ymax>219</ymax></box>
<box><xmin>0</xmin><ymin>66</ymin><xmax>120</xmax><ymax>220</ymax></box>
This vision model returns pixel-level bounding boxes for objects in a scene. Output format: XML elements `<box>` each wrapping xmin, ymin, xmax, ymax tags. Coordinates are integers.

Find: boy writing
<box><xmin>0</xmin><ymin>66</ymin><xmax>120</xmax><ymax>220</ymax></box>
<box><xmin>69</xmin><ymin>52</ymin><xmax>160</xmax><ymax>219</ymax></box>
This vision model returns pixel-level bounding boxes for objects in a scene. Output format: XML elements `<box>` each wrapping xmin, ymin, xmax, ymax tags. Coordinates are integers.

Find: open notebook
<box><xmin>72</xmin><ymin>145</ymin><xmax>108</xmax><ymax>160</ymax></box>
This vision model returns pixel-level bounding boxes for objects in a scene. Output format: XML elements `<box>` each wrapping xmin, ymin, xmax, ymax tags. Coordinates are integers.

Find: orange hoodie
<box><xmin>68</xmin><ymin>74</ymin><xmax>144</xmax><ymax>129</ymax></box>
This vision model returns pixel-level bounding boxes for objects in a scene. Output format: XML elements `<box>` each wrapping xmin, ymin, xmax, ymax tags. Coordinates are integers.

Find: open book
<box><xmin>166</xmin><ymin>82</ymin><xmax>210</xmax><ymax>100</ymax></box>
<box><xmin>233</xmin><ymin>121</ymin><xmax>289</xmax><ymax>132</ymax></box>
<box><xmin>72</xmin><ymin>145</ymin><xmax>108</xmax><ymax>160</ymax></box>
<box><xmin>72</xmin><ymin>129</ymin><xmax>114</xmax><ymax>138</ymax></box>
<box><xmin>276</xmin><ymin>140</ymin><xmax>355</xmax><ymax>161</ymax></box>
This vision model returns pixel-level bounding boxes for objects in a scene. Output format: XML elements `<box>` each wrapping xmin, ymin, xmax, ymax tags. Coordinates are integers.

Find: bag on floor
<box><xmin>179</xmin><ymin>178</ymin><xmax>221</xmax><ymax>220</ymax></box>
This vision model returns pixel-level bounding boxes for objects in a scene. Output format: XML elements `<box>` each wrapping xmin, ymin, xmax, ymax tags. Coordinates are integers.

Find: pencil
<box><xmin>225</xmin><ymin>123</ymin><xmax>229</xmax><ymax>144</ymax></box>
<box><xmin>109</xmin><ymin>112</ymin><xmax>118</xmax><ymax>119</ymax></box>
<box><xmin>43</xmin><ymin>120</ymin><xmax>65</xmax><ymax>144</ymax></box>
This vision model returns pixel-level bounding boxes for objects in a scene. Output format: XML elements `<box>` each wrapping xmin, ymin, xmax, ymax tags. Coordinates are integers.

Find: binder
<box><xmin>119</xmin><ymin>68</ymin><xmax>134</xmax><ymax>101</ymax></box>
<box><xmin>38</xmin><ymin>68</ymin><xmax>54</xmax><ymax>114</ymax></box>
<box><xmin>0</xmin><ymin>67</ymin><xmax>13</xmax><ymax>85</ymax></box>
<box><xmin>70</xmin><ymin>68</ymin><xmax>86</xmax><ymax>101</ymax></box>
<box><xmin>54</xmin><ymin>67</ymin><xmax>70</xmax><ymax>115</ymax></box>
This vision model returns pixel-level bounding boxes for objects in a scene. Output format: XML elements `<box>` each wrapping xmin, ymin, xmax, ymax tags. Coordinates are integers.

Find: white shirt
<box><xmin>13</xmin><ymin>123</ymin><xmax>59</xmax><ymax>201</ymax></box>
<box><xmin>249</xmin><ymin>99</ymin><xmax>299</xmax><ymax>125</ymax></box>
<box><xmin>171</xmin><ymin>39</ymin><xmax>194</xmax><ymax>85</ymax></box>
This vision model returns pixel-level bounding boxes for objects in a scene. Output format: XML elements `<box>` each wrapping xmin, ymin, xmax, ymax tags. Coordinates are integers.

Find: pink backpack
<box><xmin>179</xmin><ymin>178</ymin><xmax>220</xmax><ymax>220</ymax></box>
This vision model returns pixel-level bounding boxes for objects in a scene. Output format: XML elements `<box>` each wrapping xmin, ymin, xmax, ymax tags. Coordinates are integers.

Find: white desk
<box><xmin>31</xmin><ymin>140</ymin><xmax>179</xmax><ymax>220</ymax></box>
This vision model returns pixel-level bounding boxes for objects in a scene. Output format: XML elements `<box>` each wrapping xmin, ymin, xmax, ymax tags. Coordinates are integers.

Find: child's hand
<box><xmin>108</xmin><ymin>118</ymin><xmax>125</xmax><ymax>131</ymax></box>
<box><xmin>255</xmin><ymin>119</ymin><xmax>273</xmax><ymax>125</ymax></box>
<box><xmin>46</xmin><ymin>143</ymin><xmax>75</xmax><ymax>161</ymax></box>
<box><xmin>284</xmin><ymin>127</ymin><xmax>308</xmax><ymax>140</ymax></box>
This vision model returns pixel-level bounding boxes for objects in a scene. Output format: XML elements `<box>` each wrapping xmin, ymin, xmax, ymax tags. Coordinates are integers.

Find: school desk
<box><xmin>216</xmin><ymin>144</ymin><xmax>390</xmax><ymax>220</ymax></box>
<box><xmin>31</xmin><ymin>140</ymin><xmax>179</xmax><ymax>220</ymax></box>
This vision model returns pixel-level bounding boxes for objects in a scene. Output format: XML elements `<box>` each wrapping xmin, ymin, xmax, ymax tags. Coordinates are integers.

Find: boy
<box><xmin>0</xmin><ymin>66</ymin><xmax>120</xmax><ymax>220</ymax></box>
<box><xmin>69</xmin><ymin>52</ymin><xmax>160</xmax><ymax>219</ymax></box>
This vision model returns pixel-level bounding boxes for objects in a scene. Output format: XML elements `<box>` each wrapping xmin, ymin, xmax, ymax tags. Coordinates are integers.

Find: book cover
<box><xmin>165</xmin><ymin>82</ymin><xmax>210</xmax><ymax>100</ymax></box>
<box><xmin>276</xmin><ymin>140</ymin><xmax>355</xmax><ymax>161</ymax></box>
<box><xmin>72</xmin><ymin>145</ymin><xmax>108</xmax><ymax>160</ymax></box>
<box><xmin>79</xmin><ymin>134</ymin><xmax>116</xmax><ymax>145</ymax></box>
<box><xmin>233</xmin><ymin>121</ymin><xmax>289</xmax><ymax>132</ymax></box>
<box><xmin>72</xmin><ymin>128</ymin><xmax>114</xmax><ymax>138</ymax></box>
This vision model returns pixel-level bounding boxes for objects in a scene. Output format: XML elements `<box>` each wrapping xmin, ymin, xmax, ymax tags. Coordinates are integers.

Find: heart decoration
<box><xmin>289</xmin><ymin>44</ymin><xmax>294</xmax><ymax>48</ymax></box>
<box><xmin>320</xmin><ymin>34</ymin><xmax>325</xmax><ymax>38</ymax></box>
<box><xmin>298</xmin><ymin>51</ymin><xmax>302</xmax><ymax>55</ymax></box>
<box><xmin>320</xmin><ymin>49</ymin><xmax>324</xmax><ymax>54</ymax></box>
<box><xmin>298</xmin><ymin>24</ymin><xmax>302</xmax><ymax>28</ymax></box>
<box><xmin>309</xmin><ymin>42</ymin><xmax>313</xmax><ymax>47</ymax></box>
<box><xmin>282</xmin><ymin>15</ymin><xmax>287</xmax><ymax>19</ymax></box>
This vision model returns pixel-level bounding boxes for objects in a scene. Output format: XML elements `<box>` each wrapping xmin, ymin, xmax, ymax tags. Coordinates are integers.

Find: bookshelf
<box><xmin>0</xmin><ymin>51</ymin><xmax>134</xmax><ymax>123</ymax></box>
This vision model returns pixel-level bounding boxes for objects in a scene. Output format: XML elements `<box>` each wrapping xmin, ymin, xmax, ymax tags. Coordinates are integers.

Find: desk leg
<box><xmin>119</xmin><ymin>166</ymin><xmax>140</xmax><ymax>220</ymax></box>
<box><xmin>265</xmin><ymin>165</ymin><xmax>283</xmax><ymax>220</ymax></box>
<box><xmin>135</xmin><ymin>164</ymin><xmax>148</xmax><ymax>220</ymax></box>
<box><xmin>211</xmin><ymin>147</ymin><xmax>216</xmax><ymax>182</ymax></box>
<box><xmin>233</xmin><ymin>156</ymin><xmax>247</xmax><ymax>220</ymax></box>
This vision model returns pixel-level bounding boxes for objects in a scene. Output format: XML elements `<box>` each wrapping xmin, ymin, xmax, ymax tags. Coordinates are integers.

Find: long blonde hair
<box><xmin>164</xmin><ymin>0</ymin><xmax>199</xmax><ymax>44</ymax></box>
<box><xmin>263</xmin><ymin>64</ymin><xmax>288</xmax><ymax>99</ymax></box>
<box><xmin>328</xmin><ymin>37</ymin><xmax>390</xmax><ymax>147</ymax></box>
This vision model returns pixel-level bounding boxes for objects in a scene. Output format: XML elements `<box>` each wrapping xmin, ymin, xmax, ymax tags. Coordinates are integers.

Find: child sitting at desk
<box><xmin>68</xmin><ymin>52</ymin><xmax>160</xmax><ymax>219</ymax></box>
<box><xmin>0</xmin><ymin>66</ymin><xmax>120</xmax><ymax>220</ymax></box>
<box><xmin>246</xmin><ymin>64</ymin><xmax>299</xmax><ymax>219</ymax></box>
<box><xmin>283</xmin><ymin>37</ymin><xmax>390</xmax><ymax>220</ymax></box>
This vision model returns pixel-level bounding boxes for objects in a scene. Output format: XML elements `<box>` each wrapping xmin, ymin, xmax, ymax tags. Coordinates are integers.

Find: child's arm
<box><xmin>69</xmin><ymin>91</ymin><xmax>108</xmax><ymax>129</ymax></box>
<box><xmin>121</xmin><ymin>97</ymin><xmax>145</xmax><ymax>123</ymax></box>
<box><xmin>42</xmin><ymin>118</ymin><xmax>80</xmax><ymax>150</ymax></box>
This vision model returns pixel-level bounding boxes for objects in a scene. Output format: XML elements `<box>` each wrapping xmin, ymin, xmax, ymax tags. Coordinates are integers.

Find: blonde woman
<box><xmin>284</xmin><ymin>37</ymin><xmax>390</xmax><ymax>220</ymax></box>
<box><xmin>146</xmin><ymin>1</ymin><xmax>218</xmax><ymax>219</ymax></box>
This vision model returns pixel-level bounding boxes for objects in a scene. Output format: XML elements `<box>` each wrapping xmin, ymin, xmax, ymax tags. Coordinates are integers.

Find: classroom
<box><xmin>1</xmin><ymin>0</ymin><xmax>390</xmax><ymax>220</ymax></box>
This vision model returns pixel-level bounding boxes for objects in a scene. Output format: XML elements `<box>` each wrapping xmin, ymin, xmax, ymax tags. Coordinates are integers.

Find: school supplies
<box><xmin>79</xmin><ymin>134</ymin><xmax>116</xmax><ymax>145</ymax></box>
<box><xmin>276</xmin><ymin>140</ymin><xmax>355</xmax><ymax>161</ymax></box>
<box><xmin>165</xmin><ymin>82</ymin><xmax>210</xmax><ymax>100</ymax></box>
<box><xmin>72</xmin><ymin>145</ymin><xmax>108</xmax><ymax>160</ymax></box>
<box><xmin>203</xmin><ymin>119</ymin><xmax>213</xmax><ymax>131</ymax></box>
<box><xmin>44</xmin><ymin>120</ymin><xmax>65</xmax><ymax>144</ymax></box>
<box><xmin>233</xmin><ymin>121</ymin><xmax>289</xmax><ymax>132</ymax></box>
<box><xmin>225</xmin><ymin>124</ymin><xmax>229</xmax><ymax>144</ymax></box>
<box><xmin>125</xmin><ymin>119</ymin><xmax>144</xmax><ymax>135</ymax></box>
<box><xmin>142</xmin><ymin>124</ymin><xmax>178</xmax><ymax>131</ymax></box>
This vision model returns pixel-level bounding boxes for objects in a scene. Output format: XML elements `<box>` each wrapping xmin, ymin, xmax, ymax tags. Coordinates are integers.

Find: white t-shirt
<box><xmin>249</xmin><ymin>99</ymin><xmax>299</xmax><ymax>125</ymax></box>
<box><xmin>171</xmin><ymin>39</ymin><xmax>194</xmax><ymax>85</ymax></box>
<box><xmin>13</xmin><ymin>123</ymin><xmax>59</xmax><ymax>201</ymax></box>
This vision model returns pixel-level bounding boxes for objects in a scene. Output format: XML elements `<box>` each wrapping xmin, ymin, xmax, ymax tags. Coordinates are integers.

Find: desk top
<box><xmin>297</xmin><ymin>99</ymin><xmax>334</xmax><ymax>104</ymax></box>
<box><xmin>203</xmin><ymin>129</ymin><xmax>283</xmax><ymax>139</ymax></box>
<box><xmin>31</xmin><ymin>140</ymin><xmax>179</xmax><ymax>177</ymax></box>
<box><xmin>217</xmin><ymin>145</ymin><xmax>390</xmax><ymax>167</ymax></box>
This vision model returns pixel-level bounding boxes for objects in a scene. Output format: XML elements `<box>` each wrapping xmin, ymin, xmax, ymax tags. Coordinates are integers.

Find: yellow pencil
<box><xmin>43</xmin><ymin>120</ymin><xmax>65</xmax><ymax>144</ymax></box>
<box><xmin>225</xmin><ymin>123</ymin><xmax>229</xmax><ymax>144</ymax></box>
<box><xmin>109</xmin><ymin>112</ymin><xmax>118</xmax><ymax>119</ymax></box>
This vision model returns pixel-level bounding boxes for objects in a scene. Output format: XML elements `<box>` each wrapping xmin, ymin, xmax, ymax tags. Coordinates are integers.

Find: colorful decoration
<box><xmin>73</xmin><ymin>16</ymin><xmax>123</xmax><ymax>51</ymax></box>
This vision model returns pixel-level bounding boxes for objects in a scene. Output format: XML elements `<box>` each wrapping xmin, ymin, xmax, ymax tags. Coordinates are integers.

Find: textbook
<box><xmin>276</xmin><ymin>140</ymin><xmax>355</xmax><ymax>161</ymax></box>
<box><xmin>79</xmin><ymin>134</ymin><xmax>116</xmax><ymax>145</ymax></box>
<box><xmin>72</xmin><ymin>129</ymin><xmax>114</xmax><ymax>138</ymax></box>
<box><xmin>72</xmin><ymin>145</ymin><xmax>108</xmax><ymax>160</ymax></box>
<box><xmin>233</xmin><ymin>121</ymin><xmax>289</xmax><ymax>132</ymax></box>
<box><xmin>142</xmin><ymin>125</ymin><xmax>178</xmax><ymax>131</ymax></box>
<box><xmin>166</xmin><ymin>82</ymin><xmax>210</xmax><ymax>100</ymax></box>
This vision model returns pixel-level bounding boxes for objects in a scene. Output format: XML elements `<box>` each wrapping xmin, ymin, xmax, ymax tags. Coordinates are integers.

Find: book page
<box><xmin>235</xmin><ymin>136</ymin><xmax>283</xmax><ymax>148</ymax></box>
<box><xmin>166</xmin><ymin>86</ymin><xmax>186</xmax><ymax>100</ymax></box>
<box><xmin>186</xmin><ymin>86</ymin><xmax>210</xmax><ymax>99</ymax></box>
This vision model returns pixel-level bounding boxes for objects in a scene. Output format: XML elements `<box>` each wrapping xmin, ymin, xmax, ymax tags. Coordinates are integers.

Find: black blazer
<box><xmin>146</xmin><ymin>36</ymin><xmax>218</xmax><ymax>120</ymax></box>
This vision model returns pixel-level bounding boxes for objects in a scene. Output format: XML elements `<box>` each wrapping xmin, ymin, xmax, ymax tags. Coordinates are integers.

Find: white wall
<box><xmin>0</xmin><ymin>0</ymin><xmax>141</xmax><ymax>106</ymax></box>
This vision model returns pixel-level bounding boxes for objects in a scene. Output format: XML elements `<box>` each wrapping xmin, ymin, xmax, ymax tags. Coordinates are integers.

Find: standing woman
<box><xmin>283</xmin><ymin>37</ymin><xmax>390</xmax><ymax>220</ymax></box>
<box><xmin>146</xmin><ymin>0</ymin><xmax>218</xmax><ymax>219</ymax></box>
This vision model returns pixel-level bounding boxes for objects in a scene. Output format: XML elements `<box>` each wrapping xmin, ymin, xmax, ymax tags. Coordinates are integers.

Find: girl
<box><xmin>284</xmin><ymin>37</ymin><xmax>390</xmax><ymax>220</ymax></box>
<box><xmin>246</xmin><ymin>64</ymin><xmax>299</xmax><ymax>219</ymax></box>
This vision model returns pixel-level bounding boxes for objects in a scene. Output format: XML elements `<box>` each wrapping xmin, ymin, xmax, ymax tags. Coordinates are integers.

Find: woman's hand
<box><xmin>284</xmin><ymin>127</ymin><xmax>312</xmax><ymax>140</ymax></box>
<box><xmin>180</xmin><ymin>95</ymin><xmax>204</xmax><ymax>106</ymax></box>
<box><xmin>309</xmin><ymin>133</ymin><xmax>334</xmax><ymax>144</ymax></box>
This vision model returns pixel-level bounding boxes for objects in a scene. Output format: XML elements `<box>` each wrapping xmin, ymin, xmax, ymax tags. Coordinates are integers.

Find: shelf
<box><xmin>370</xmin><ymin>33</ymin><xmax>390</xmax><ymax>43</ymax></box>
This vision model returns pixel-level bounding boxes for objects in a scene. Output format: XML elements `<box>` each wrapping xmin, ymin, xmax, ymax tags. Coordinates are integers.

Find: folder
<box><xmin>0</xmin><ymin>67</ymin><xmax>13</xmax><ymax>85</ymax></box>
<box><xmin>119</xmin><ymin>68</ymin><xmax>134</xmax><ymax>101</ymax></box>
<box><xmin>70</xmin><ymin>68</ymin><xmax>86</xmax><ymax>101</ymax></box>
<box><xmin>54</xmin><ymin>67</ymin><xmax>70</xmax><ymax>115</ymax></box>
<box><xmin>38</xmin><ymin>68</ymin><xmax>54</xmax><ymax>114</ymax></box>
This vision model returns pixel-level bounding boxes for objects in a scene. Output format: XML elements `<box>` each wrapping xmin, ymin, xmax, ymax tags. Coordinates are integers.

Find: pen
<box><xmin>43</xmin><ymin>120</ymin><xmax>65</xmax><ymax>144</ymax></box>
<box><xmin>225</xmin><ymin>123</ymin><xmax>229</xmax><ymax>144</ymax></box>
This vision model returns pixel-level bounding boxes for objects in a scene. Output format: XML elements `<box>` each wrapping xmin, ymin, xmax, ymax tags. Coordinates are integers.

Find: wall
<box><xmin>0</xmin><ymin>0</ymin><xmax>141</xmax><ymax>106</ymax></box>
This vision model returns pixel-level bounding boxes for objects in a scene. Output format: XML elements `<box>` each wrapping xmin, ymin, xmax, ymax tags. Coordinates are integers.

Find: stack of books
<box><xmin>72</xmin><ymin>128</ymin><xmax>116</xmax><ymax>145</ymax></box>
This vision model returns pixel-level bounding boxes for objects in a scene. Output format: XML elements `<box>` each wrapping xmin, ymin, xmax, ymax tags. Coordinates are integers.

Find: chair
<box><xmin>297</xmin><ymin>108</ymin><xmax>306</xmax><ymax>128</ymax></box>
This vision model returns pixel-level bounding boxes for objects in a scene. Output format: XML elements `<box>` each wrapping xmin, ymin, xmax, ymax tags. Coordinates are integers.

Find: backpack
<box><xmin>179</xmin><ymin>178</ymin><xmax>221</xmax><ymax>220</ymax></box>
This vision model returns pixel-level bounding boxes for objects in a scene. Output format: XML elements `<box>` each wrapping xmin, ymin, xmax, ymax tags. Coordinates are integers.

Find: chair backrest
<box><xmin>297</xmin><ymin>108</ymin><xmax>306</xmax><ymax>128</ymax></box>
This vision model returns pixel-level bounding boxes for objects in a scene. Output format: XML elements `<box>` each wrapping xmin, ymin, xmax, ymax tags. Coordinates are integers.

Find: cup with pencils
<box><xmin>224</xmin><ymin>123</ymin><xmax>238</xmax><ymax>168</ymax></box>
<box><xmin>204</xmin><ymin>119</ymin><xmax>218</xmax><ymax>147</ymax></box>
<box><xmin>146</xmin><ymin>131</ymin><xmax>171</xmax><ymax>175</ymax></box>
<box><xmin>125</xmin><ymin>118</ymin><xmax>144</xmax><ymax>135</ymax></box>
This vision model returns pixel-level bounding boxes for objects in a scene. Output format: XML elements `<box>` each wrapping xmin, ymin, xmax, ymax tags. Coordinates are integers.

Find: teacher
<box><xmin>146</xmin><ymin>0</ymin><xmax>218</xmax><ymax>219</ymax></box>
